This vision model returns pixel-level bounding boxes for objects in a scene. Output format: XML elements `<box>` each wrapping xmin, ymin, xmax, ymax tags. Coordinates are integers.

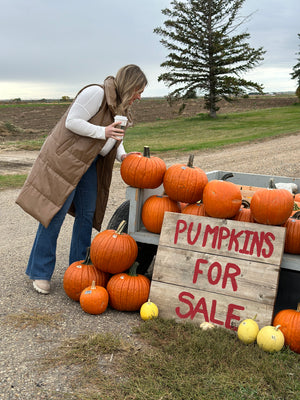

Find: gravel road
<box><xmin>1</xmin><ymin>133</ymin><xmax>300</xmax><ymax>399</ymax></box>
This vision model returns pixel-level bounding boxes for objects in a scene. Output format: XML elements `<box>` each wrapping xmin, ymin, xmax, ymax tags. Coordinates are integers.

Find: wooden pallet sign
<box><xmin>149</xmin><ymin>212</ymin><xmax>286</xmax><ymax>330</ymax></box>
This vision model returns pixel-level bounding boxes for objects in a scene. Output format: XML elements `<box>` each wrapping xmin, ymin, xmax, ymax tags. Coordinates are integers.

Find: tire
<box><xmin>106</xmin><ymin>200</ymin><xmax>157</xmax><ymax>276</ymax></box>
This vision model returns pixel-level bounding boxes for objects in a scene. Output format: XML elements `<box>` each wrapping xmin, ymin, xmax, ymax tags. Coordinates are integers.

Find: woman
<box><xmin>16</xmin><ymin>64</ymin><xmax>147</xmax><ymax>294</ymax></box>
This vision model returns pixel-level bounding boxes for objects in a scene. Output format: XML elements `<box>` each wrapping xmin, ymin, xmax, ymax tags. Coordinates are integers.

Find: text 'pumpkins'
<box><xmin>120</xmin><ymin>146</ymin><xmax>166</xmax><ymax>189</ymax></box>
<box><xmin>90</xmin><ymin>220</ymin><xmax>138</xmax><ymax>274</ymax></box>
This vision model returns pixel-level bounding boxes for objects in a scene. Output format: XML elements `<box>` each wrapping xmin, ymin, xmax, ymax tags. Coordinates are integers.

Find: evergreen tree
<box><xmin>291</xmin><ymin>33</ymin><xmax>300</xmax><ymax>91</ymax></box>
<box><xmin>154</xmin><ymin>0</ymin><xmax>265</xmax><ymax>117</ymax></box>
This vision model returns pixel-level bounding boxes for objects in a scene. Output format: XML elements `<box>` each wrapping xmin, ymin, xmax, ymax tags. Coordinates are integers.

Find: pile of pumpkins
<box><xmin>63</xmin><ymin>221</ymin><xmax>158</xmax><ymax>320</ymax></box>
<box><xmin>120</xmin><ymin>146</ymin><xmax>300</xmax><ymax>254</ymax></box>
<box><xmin>237</xmin><ymin>306</ymin><xmax>300</xmax><ymax>354</ymax></box>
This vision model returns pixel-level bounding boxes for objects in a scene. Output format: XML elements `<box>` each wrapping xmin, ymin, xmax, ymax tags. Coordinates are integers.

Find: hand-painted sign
<box><xmin>149</xmin><ymin>212</ymin><xmax>286</xmax><ymax>330</ymax></box>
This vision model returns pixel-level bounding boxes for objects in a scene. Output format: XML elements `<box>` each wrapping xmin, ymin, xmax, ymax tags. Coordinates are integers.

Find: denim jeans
<box><xmin>26</xmin><ymin>156</ymin><xmax>99</xmax><ymax>280</ymax></box>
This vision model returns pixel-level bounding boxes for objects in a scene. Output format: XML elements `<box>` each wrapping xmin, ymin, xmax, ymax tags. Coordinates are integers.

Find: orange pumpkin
<box><xmin>233</xmin><ymin>200</ymin><xmax>255</xmax><ymax>223</ymax></box>
<box><xmin>273</xmin><ymin>303</ymin><xmax>300</xmax><ymax>353</ymax></box>
<box><xmin>120</xmin><ymin>146</ymin><xmax>166</xmax><ymax>189</ymax></box>
<box><xmin>90</xmin><ymin>221</ymin><xmax>138</xmax><ymax>274</ymax></box>
<box><xmin>294</xmin><ymin>193</ymin><xmax>300</xmax><ymax>202</ymax></box>
<box><xmin>106</xmin><ymin>262</ymin><xmax>150</xmax><ymax>311</ymax></box>
<box><xmin>63</xmin><ymin>248</ymin><xmax>109</xmax><ymax>301</ymax></box>
<box><xmin>250</xmin><ymin>180</ymin><xmax>294</xmax><ymax>225</ymax></box>
<box><xmin>163</xmin><ymin>155</ymin><xmax>208</xmax><ymax>203</ymax></box>
<box><xmin>79</xmin><ymin>281</ymin><xmax>109</xmax><ymax>315</ymax></box>
<box><xmin>141</xmin><ymin>194</ymin><xmax>180</xmax><ymax>233</ymax></box>
<box><xmin>202</xmin><ymin>180</ymin><xmax>242</xmax><ymax>219</ymax></box>
<box><xmin>283</xmin><ymin>211</ymin><xmax>300</xmax><ymax>254</ymax></box>
<box><xmin>182</xmin><ymin>201</ymin><xmax>206</xmax><ymax>216</ymax></box>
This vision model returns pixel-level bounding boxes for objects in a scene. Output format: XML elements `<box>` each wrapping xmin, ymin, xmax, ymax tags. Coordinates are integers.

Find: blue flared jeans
<box><xmin>26</xmin><ymin>156</ymin><xmax>99</xmax><ymax>280</ymax></box>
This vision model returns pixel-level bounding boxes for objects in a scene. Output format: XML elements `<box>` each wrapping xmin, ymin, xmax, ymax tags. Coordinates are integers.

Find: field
<box><xmin>0</xmin><ymin>94</ymin><xmax>297</xmax><ymax>142</ymax></box>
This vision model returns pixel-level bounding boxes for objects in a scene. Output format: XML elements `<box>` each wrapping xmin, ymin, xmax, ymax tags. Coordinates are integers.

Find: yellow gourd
<box><xmin>140</xmin><ymin>300</ymin><xmax>159</xmax><ymax>321</ymax></box>
<box><xmin>237</xmin><ymin>318</ymin><xmax>259</xmax><ymax>344</ymax></box>
<box><xmin>256</xmin><ymin>325</ymin><xmax>285</xmax><ymax>352</ymax></box>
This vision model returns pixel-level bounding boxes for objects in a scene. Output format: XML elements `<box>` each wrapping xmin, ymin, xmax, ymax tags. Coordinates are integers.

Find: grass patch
<box><xmin>123</xmin><ymin>105</ymin><xmax>300</xmax><ymax>153</ymax></box>
<box><xmin>4</xmin><ymin>309</ymin><xmax>63</xmax><ymax>329</ymax></box>
<box><xmin>43</xmin><ymin>318</ymin><xmax>300</xmax><ymax>400</ymax></box>
<box><xmin>0</xmin><ymin>174</ymin><xmax>27</xmax><ymax>190</ymax></box>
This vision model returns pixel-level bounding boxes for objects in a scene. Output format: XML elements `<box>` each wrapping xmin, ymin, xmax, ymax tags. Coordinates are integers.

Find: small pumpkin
<box><xmin>250</xmin><ymin>179</ymin><xmax>294</xmax><ymax>225</ymax></box>
<box><xmin>237</xmin><ymin>317</ymin><xmax>259</xmax><ymax>344</ymax></box>
<box><xmin>140</xmin><ymin>300</ymin><xmax>159</xmax><ymax>320</ymax></box>
<box><xmin>90</xmin><ymin>220</ymin><xmax>138</xmax><ymax>274</ymax></box>
<box><xmin>163</xmin><ymin>154</ymin><xmax>208</xmax><ymax>203</ymax></box>
<box><xmin>203</xmin><ymin>179</ymin><xmax>242</xmax><ymax>219</ymax></box>
<box><xmin>256</xmin><ymin>325</ymin><xmax>285</xmax><ymax>353</ymax></box>
<box><xmin>294</xmin><ymin>193</ymin><xmax>300</xmax><ymax>202</ymax></box>
<box><xmin>233</xmin><ymin>200</ymin><xmax>255</xmax><ymax>223</ymax></box>
<box><xmin>63</xmin><ymin>247</ymin><xmax>109</xmax><ymax>301</ymax></box>
<box><xmin>120</xmin><ymin>146</ymin><xmax>166</xmax><ymax>189</ymax></box>
<box><xmin>141</xmin><ymin>193</ymin><xmax>180</xmax><ymax>234</ymax></box>
<box><xmin>106</xmin><ymin>262</ymin><xmax>150</xmax><ymax>311</ymax></box>
<box><xmin>182</xmin><ymin>201</ymin><xmax>207</xmax><ymax>216</ymax></box>
<box><xmin>79</xmin><ymin>281</ymin><xmax>109</xmax><ymax>315</ymax></box>
<box><xmin>283</xmin><ymin>211</ymin><xmax>300</xmax><ymax>254</ymax></box>
<box><xmin>273</xmin><ymin>303</ymin><xmax>300</xmax><ymax>353</ymax></box>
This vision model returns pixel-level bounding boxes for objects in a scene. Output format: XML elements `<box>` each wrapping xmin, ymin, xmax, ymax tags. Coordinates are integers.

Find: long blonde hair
<box><xmin>115</xmin><ymin>65</ymin><xmax>147</xmax><ymax>118</ymax></box>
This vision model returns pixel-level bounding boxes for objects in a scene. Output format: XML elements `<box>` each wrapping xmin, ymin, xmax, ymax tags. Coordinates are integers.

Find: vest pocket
<box><xmin>56</xmin><ymin>136</ymin><xmax>76</xmax><ymax>156</ymax></box>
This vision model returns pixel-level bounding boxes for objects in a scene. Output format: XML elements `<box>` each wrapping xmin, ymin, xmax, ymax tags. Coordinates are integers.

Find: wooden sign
<box><xmin>149</xmin><ymin>212</ymin><xmax>286</xmax><ymax>330</ymax></box>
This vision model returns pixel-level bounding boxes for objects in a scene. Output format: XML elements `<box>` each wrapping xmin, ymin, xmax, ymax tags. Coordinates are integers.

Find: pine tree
<box><xmin>291</xmin><ymin>33</ymin><xmax>300</xmax><ymax>96</ymax></box>
<box><xmin>154</xmin><ymin>0</ymin><xmax>265</xmax><ymax>117</ymax></box>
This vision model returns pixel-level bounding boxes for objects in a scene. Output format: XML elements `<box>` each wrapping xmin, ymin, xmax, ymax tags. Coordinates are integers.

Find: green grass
<box><xmin>123</xmin><ymin>104</ymin><xmax>300</xmax><ymax>153</ymax></box>
<box><xmin>0</xmin><ymin>174</ymin><xmax>27</xmax><ymax>189</ymax></box>
<box><xmin>42</xmin><ymin>318</ymin><xmax>300</xmax><ymax>400</ymax></box>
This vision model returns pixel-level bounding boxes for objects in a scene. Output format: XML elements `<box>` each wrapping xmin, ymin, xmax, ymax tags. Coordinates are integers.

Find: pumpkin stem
<box><xmin>241</xmin><ymin>199</ymin><xmax>250</xmax><ymax>209</ymax></box>
<box><xmin>116</xmin><ymin>220</ymin><xmax>127</xmax><ymax>234</ymax></box>
<box><xmin>221</xmin><ymin>173</ymin><xmax>234</xmax><ymax>181</ymax></box>
<box><xmin>128</xmin><ymin>262</ymin><xmax>139</xmax><ymax>276</ymax></box>
<box><xmin>274</xmin><ymin>325</ymin><xmax>281</xmax><ymax>330</ymax></box>
<box><xmin>187</xmin><ymin>154</ymin><xmax>194</xmax><ymax>168</ymax></box>
<box><xmin>82</xmin><ymin>247</ymin><xmax>92</xmax><ymax>265</ymax></box>
<box><xmin>143</xmin><ymin>146</ymin><xmax>150</xmax><ymax>158</ymax></box>
<box><xmin>269</xmin><ymin>178</ymin><xmax>277</xmax><ymax>189</ymax></box>
<box><xmin>91</xmin><ymin>280</ymin><xmax>96</xmax><ymax>290</ymax></box>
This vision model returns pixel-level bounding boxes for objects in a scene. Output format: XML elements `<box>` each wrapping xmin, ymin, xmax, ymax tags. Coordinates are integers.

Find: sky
<box><xmin>0</xmin><ymin>0</ymin><xmax>299</xmax><ymax>100</ymax></box>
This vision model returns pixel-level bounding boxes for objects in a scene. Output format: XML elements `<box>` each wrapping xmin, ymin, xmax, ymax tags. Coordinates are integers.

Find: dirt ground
<box><xmin>0</xmin><ymin>97</ymin><xmax>300</xmax><ymax>399</ymax></box>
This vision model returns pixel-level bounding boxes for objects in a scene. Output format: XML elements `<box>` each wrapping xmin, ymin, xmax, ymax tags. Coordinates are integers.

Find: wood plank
<box><xmin>152</xmin><ymin>246</ymin><xmax>280</xmax><ymax>305</ymax></box>
<box><xmin>149</xmin><ymin>280</ymin><xmax>275</xmax><ymax>329</ymax></box>
<box><xmin>159</xmin><ymin>212</ymin><xmax>286</xmax><ymax>265</ymax></box>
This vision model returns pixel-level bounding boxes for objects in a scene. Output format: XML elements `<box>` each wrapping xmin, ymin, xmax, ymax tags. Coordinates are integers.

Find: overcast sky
<box><xmin>0</xmin><ymin>0</ymin><xmax>299</xmax><ymax>100</ymax></box>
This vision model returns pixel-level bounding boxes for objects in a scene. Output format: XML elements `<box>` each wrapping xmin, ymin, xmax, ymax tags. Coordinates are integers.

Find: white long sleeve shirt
<box><xmin>65</xmin><ymin>85</ymin><xmax>126</xmax><ymax>162</ymax></box>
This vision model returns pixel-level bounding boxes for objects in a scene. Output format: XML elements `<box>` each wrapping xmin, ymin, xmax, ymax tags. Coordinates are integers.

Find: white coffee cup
<box><xmin>114</xmin><ymin>115</ymin><xmax>128</xmax><ymax>130</ymax></box>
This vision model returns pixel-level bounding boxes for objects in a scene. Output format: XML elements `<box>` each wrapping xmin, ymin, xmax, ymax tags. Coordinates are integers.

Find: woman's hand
<box><xmin>120</xmin><ymin>151</ymin><xmax>142</xmax><ymax>162</ymax></box>
<box><xmin>105</xmin><ymin>122</ymin><xmax>125</xmax><ymax>141</ymax></box>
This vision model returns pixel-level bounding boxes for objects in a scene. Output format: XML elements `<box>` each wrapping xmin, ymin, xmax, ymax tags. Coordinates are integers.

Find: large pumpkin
<box><xmin>273</xmin><ymin>303</ymin><xmax>300</xmax><ymax>353</ymax></box>
<box><xmin>202</xmin><ymin>180</ymin><xmax>242</xmax><ymax>219</ymax></box>
<box><xmin>63</xmin><ymin>248</ymin><xmax>109</xmax><ymax>301</ymax></box>
<box><xmin>120</xmin><ymin>146</ymin><xmax>166</xmax><ymax>189</ymax></box>
<box><xmin>294</xmin><ymin>193</ymin><xmax>300</xmax><ymax>202</ymax></box>
<box><xmin>90</xmin><ymin>221</ymin><xmax>138</xmax><ymax>274</ymax></box>
<box><xmin>283</xmin><ymin>211</ymin><xmax>300</xmax><ymax>254</ymax></box>
<box><xmin>141</xmin><ymin>194</ymin><xmax>180</xmax><ymax>233</ymax></box>
<box><xmin>163</xmin><ymin>155</ymin><xmax>208</xmax><ymax>203</ymax></box>
<box><xmin>106</xmin><ymin>262</ymin><xmax>150</xmax><ymax>311</ymax></box>
<box><xmin>250</xmin><ymin>179</ymin><xmax>294</xmax><ymax>225</ymax></box>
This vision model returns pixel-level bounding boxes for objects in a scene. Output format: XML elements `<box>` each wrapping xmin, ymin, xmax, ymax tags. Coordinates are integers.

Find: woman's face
<box><xmin>129</xmin><ymin>87</ymin><xmax>144</xmax><ymax>105</ymax></box>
